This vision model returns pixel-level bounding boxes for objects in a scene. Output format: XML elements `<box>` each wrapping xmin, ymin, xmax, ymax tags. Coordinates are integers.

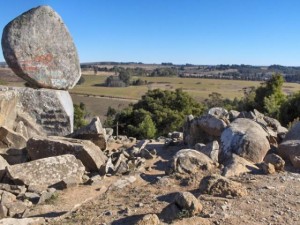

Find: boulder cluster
<box><xmin>0</xmin><ymin>5</ymin><xmax>111</xmax><ymax>220</ymax></box>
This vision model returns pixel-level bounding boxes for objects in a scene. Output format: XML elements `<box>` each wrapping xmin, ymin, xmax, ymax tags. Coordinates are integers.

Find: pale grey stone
<box><xmin>27</xmin><ymin>136</ymin><xmax>107</xmax><ymax>172</ymax></box>
<box><xmin>6</xmin><ymin>154</ymin><xmax>85</xmax><ymax>187</ymax></box>
<box><xmin>0</xmin><ymin>86</ymin><xmax>73</xmax><ymax>137</ymax></box>
<box><xmin>1</xmin><ymin>6</ymin><xmax>81</xmax><ymax>90</ymax></box>
<box><xmin>220</xmin><ymin>118</ymin><xmax>270</xmax><ymax>163</ymax></box>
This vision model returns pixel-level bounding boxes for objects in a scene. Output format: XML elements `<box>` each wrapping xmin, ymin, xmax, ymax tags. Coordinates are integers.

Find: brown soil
<box><xmin>27</xmin><ymin>141</ymin><xmax>299</xmax><ymax>225</ymax></box>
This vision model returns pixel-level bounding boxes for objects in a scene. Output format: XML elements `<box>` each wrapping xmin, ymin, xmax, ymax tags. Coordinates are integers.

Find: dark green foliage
<box><xmin>115</xmin><ymin>89</ymin><xmax>204</xmax><ymax>138</ymax></box>
<box><xmin>254</xmin><ymin>73</ymin><xmax>286</xmax><ymax>118</ymax></box>
<box><xmin>132</xmin><ymin>78</ymin><xmax>147</xmax><ymax>86</ymax></box>
<box><xmin>150</xmin><ymin>67</ymin><xmax>177</xmax><ymax>77</ymax></box>
<box><xmin>279</xmin><ymin>92</ymin><xmax>300</xmax><ymax>126</ymax></box>
<box><xmin>74</xmin><ymin>102</ymin><xmax>88</xmax><ymax>130</ymax></box>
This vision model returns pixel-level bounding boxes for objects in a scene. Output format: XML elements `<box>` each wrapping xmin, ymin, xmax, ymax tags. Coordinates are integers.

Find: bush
<box><xmin>74</xmin><ymin>102</ymin><xmax>88</xmax><ymax>130</ymax></box>
<box><xmin>114</xmin><ymin>89</ymin><xmax>205</xmax><ymax>139</ymax></box>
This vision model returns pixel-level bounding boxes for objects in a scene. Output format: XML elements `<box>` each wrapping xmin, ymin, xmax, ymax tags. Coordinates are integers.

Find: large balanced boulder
<box><xmin>0</xmin><ymin>86</ymin><xmax>73</xmax><ymax>137</ymax></box>
<box><xmin>166</xmin><ymin>149</ymin><xmax>215</xmax><ymax>175</ymax></box>
<box><xmin>27</xmin><ymin>136</ymin><xmax>107</xmax><ymax>172</ymax></box>
<box><xmin>1</xmin><ymin>5</ymin><xmax>81</xmax><ymax>90</ymax></box>
<box><xmin>67</xmin><ymin>117</ymin><xmax>107</xmax><ymax>150</ymax></box>
<box><xmin>6</xmin><ymin>154</ymin><xmax>84</xmax><ymax>187</ymax></box>
<box><xmin>220</xmin><ymin>118</ymin><xmax>270</xmax><ymax>163</ymax></box>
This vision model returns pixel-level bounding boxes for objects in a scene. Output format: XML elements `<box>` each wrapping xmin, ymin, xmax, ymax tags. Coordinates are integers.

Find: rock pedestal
<box><xmin>0</xmin><ymin>86</ymin><xmax>73</xmax><ymax>137</ymax></box>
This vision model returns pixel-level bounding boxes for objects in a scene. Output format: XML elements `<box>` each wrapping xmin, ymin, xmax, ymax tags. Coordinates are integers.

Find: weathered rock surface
<box><xmin>0</xmin><ymin>148</ymin><xmax>27</xmax><ymax>165</ymax></box>
<box><xmin>171</xmin><ymin>217</ymin><xmax>211</xmax><ymax>225</ymax></box>
<box><xmin>278</xmin><ymin>140</ymin><xmax>300</xmax><ymax>168</ymax></box>
<box><xmin>135</xmin><ymin>214</ymin><xmax>160</xmax><ymax>225</ymax></box>
<box><xmin>174</xmin><ymin>192</ymin><xmax>203</xmax><ymax>216</ymax></box>
<box><xmin>264</xmin><ymin>153</ymin><xmax>285</xmax><ymax>171</ymax></box>
<box><xmin>27</xmin><ymin>136</ymin><xmax>107</xmax><ymax>172</ymax></box>
<box><xmin>261</xmin><ymin>162</ymin><xmax>276</xmax><ymax>174</ymax></box>
<box><xmin>282</xmin><ymin>122</ymin><xmax>300</xmax><ymax>141</ymax></box>
<box><xmin>166</xmin><ymin>149</ymin><xmax>215</xmax><ymax>175</ymax></box>
<box><xmin>0</xmin><ymin>156</ymin><xmax>9</xmax><ymax>181</ymax></box>
<box><xmin>220</xmin><ymin>118</ymin><xmax>270</xmax><ymax>163</ymax></box>
<box><xmin>0</xmin><ymin>217</ymin><xmax>45</xmax><ymax>225</ymax></box>
<box><xmin>0</xmin><ymin>86</ymin><xmax>73</xmax><ymax>137</ymax></box>
<box><xmin>222</xmin><ymin>154</ymin><xmax>260</xmax><ymax>177</ymax></box>
<box><xmin>184</xmin><ymin>114</ymin><xmax>228</xmax><ymax>147</ymax></box>
<box><xmin>195</xmin><ymin>140</ymin><xmax>219</xmax><ymax>163</ymax></box>
<box><xmin>1</xmin><ymin>6</ymin><xmax>81</xmax><ymax>90</ymax></box>
<box><xmin>67</xmin><ymin>117</ymin><xmax>107</xmax><ymax>150</ymax></box>
<box><xmin>199</xmin><ymin>174</ymin><xmax>247</xmax><ymax>197</ymax></box>
<box><xmin>0</xmin><ymin>127</ymin><xmax>27</xmax><ymax>149</ymax></box>
<box><xmin>208</xmin><ymin>107</ymin><xmax>229</xmax><ymax>120</ymax></box>
<box><xmin>6</xmin><ymin>154</ymin><xmax>84</xmax><ymax>187</ymax></box>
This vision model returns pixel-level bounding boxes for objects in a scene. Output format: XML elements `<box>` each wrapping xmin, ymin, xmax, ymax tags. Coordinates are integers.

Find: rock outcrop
<box><xmin>67</xmin><ymin>117</ymin><xmax>107</xmax><ymax>150</ymax></box>
<box><xmin>184</xmin><ymin>113</ymin><xmax>228</xmax><ymax>147</ymax></box>
<box><xmin>1</xmin><ymin>6</ymin><xmax>81</xmax><ymax>90</ymax></box>
<box><xmin>0</xmin><ymin>127</ymin><xmax>27</xmax><ymax>149</ymax></box>
<box><xmin>199</xmin><ymin>174</ymin><xmax>247</xmax><ymax>197</ymax></box>
<box><xmin>0</xmin><ymin>86</ymin><xmax>73</xmax><ymax>137</ymax></box>
<box><xmin>166</xmin><ymin>149</ymin><xmax>215</xmax><ymax>175</ymax></box>
<box><xmin>220</xmin><ymin>118</ymin><xmax>270</xmax><ymax>163</ymax></box>
<box><xmin>6</xmin><ymin>154</ymin><xmax>85</xmax><ymax>187</ymax></box>
<box><xmin>27</xmin><ymin>136</ymin><xmax>107</xmax><ymax>172</ymax></box>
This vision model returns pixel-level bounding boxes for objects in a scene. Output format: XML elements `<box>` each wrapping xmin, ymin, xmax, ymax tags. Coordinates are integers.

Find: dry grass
<box><xmin>71</xmin><ymin>75</ymin><xmax>300</xmax><ymax>102</ymax></box>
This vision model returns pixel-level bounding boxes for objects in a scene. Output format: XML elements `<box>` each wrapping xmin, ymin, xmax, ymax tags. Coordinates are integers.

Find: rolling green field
<box><xmin>71</xmin><ymin>74</ymin><xmax>300</xmax><ymax>102</ymax></box>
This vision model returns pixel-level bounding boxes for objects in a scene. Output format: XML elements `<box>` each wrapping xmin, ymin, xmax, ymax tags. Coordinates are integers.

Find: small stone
<box><xmin>261</xmin><ymin>162</ymin><xmax>276</xmax><ymax>175</ymax></box>
<box><xmin>135</xmin><ymin>214</ymin><xmax>160</xmax><ymax>225</ymax></box>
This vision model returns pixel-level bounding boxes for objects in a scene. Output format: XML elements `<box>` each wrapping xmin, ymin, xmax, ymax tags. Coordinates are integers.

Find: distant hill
<box><xmin>80</xmin><ymin>62</ymin><xmax>300</xmax><ymax>82</ymax></box>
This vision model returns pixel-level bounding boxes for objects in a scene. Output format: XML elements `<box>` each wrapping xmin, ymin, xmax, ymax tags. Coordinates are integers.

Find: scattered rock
<box><xmin>0</xmin><ymin>127</ymin><xmax>27</xmax><ymax>150</ymax></box>
<box><xmin>261</xmin><ymin>162</ymin><xmax>276</xmax><ymax>175</ymax></box>
<box><xmin>27</xmin><ymin>136</ymin><xmax>107</xmax><ymax>172</ymax></box>
<box><xmin>1</xmin><ymin>6</ymin><xmax>81</xmax><ymax>90</ymax></box>
<box><xmin>220</xmin><ymin>118</ymin><xmax>270</xmax><ymax>163</ymax></box>
<box><xmin>0</xmin><ymin>86</ymin><xmax>74</xmax><ymax>137</ymax></box>
<box><xmin>264</xmin><ymin>153</ymin><xmax>285</xmax><ymax>171</ymax></box>
<box><xmin>0</xmin><ymin>148</ymin><xmax>28</xmax><ymax>165</ymax></box>
<box><xmin>228</xmin><ymin>110</ymin><xmax>240</xmax><ymax>122</ymax></box>
<box><xmin>171</xmin><ymin>217</ymin><xmax>211</xmax><ymax>225</ymax></box>
<box><xmin>0</xmin><ymin>217</ymin><xmax>45</xmax><ymax>225</ymax></box>
<box><xmin>174</xmin><ymin>192</ymin><xmax>203</xmax><ymax>216</ymax></box>
<box><xmin>67</xmin><ymin>117</ymin><xmax>107</xmax><ymax>150</ymax></box>
<box><xmin>165</xmin><ymin>149</ymin><xmax>215</xmax><ymax>175</ymax></box>
<box><xmin>282</xmin><ymin>122</ymin><xmax>300</xmax><ymax>141</ymax></box>
<box><xmin>199</xmin><ymin>174</ymin><xmax>247</xmax><ymax>197</ymax></box>
<box><xmin>135</xmin><ymin>214</ymin><xmax>160</xmax><ymax>225</ymax></box>
<box><xmin>0</xmin><ymin>156</ymin><xmax>9</xmax><ymax>181</ymax></box>
<box><xmin>6</xmin><ymin>154</ymin><xmax>85</xmax><ymax>187</ymax></box>
<box><xmin>278</xmin><ymin>140</ymin><xmax>300</xmax><ymax>168</ymax></box>
<box><xmin>222</xmin><ymin>154</ymin><xmax>260</xmax><ymax>177</ymax></box>
<box><xmin>184</xmin><ymin>114</ymin><xmax>228</xmax><ymax>147</ymax></box>
<box><xmin>112</xmin><ymin>176</ymin><xmax>137</xmax><ymax>189</ymax></box>
<box><xmin>195</xmin><ymin>140</ymin><xmax>219</xmax><ymax>163</ymax></box>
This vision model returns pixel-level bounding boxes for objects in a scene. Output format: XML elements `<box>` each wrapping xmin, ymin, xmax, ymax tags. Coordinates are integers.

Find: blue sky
<box><xmin>1</xmin><ymin>0</ymin><xmax>300</xmax><ymax>65</ymax></box>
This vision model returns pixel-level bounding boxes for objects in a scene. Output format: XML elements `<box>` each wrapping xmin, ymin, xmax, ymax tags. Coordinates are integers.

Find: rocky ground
<box><xmin>29</xmin><ymin>141</ymin><xmax>299</xmax><ymax>225</ymax></box>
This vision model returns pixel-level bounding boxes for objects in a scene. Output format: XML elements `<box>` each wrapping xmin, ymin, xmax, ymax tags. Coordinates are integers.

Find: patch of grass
<box><xmin>71</xmin><ymin>76</ymin><xmax>300</xmax><ymax>103</ymax></box>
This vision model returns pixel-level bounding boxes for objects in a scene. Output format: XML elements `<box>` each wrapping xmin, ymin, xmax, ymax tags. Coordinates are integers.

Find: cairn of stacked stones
<box><xmin>1</xmin><ymin>5</ymin><xmax>81</xmax><ymax>137</ymax></box>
